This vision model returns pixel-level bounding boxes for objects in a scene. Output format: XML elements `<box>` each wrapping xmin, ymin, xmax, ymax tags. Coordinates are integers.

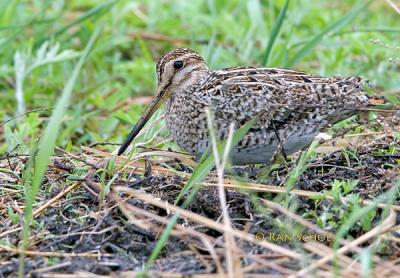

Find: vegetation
<box><xmin>0</xmin><ymin>0</ymin><xmax>399</xmax><ymax>277</ymax></box>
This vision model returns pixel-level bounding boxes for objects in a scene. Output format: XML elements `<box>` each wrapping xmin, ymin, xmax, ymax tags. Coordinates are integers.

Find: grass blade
<box><xmin>34</xmin><ymin>0</ymin><xmax>116</xmax><ymax>48</ymax></box>
<box><xmin>18</xmin><ymin>28</ymin><xmax>100</xmax><ymax>277</ymax></box>
<box><xmin>262</xmin><ymin>0</ymin><xmax>290</xmax><ymax>66</ymax></box>
<box><xmin>285</xmin><ymin>1</ymin><xmax>370</xmax><ymax>68</ymax></box>
<box><xmin>138</xmin><ymin>117</ymin><xmax>257</xmax><ymax>277</ymax></box>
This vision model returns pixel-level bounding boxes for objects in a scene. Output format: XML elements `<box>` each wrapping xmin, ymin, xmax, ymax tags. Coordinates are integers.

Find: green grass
<box><xmin>138</xmin><ymin>116</ymin><xmax>256</xmax><ymax>276</ymax></box>
<box><xmin>0</xmin><ymin>0</ymin><xmax>399</xmax><ymax>276</ymax></box>
<box><xmin>1</xmin><ymin>0</ymin><xmax>399</xmax><ymax>157</ymax></box>
<box><xmin>17</xmin><ymin>28</ymin><xmax>100</xmax><ymax>276</ymax></box>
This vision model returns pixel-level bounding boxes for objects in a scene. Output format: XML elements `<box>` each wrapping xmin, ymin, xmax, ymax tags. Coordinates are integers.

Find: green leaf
<box><xmin>138</xmin><ymin>117</ymin><xmax>258</xmax><ymax>277</ymax></box>
<box><xmin>285</xmin><ymin>1</ymin><xmax>370</xmax><ymax>68</ymax></box>
<box><xmin>34</xmin><ymin>0</ymin><xmax>116</xmax><ymax>48</ymax></box>
<box><xmin>262</xmin><ymin>0</ymin><xmax>290</xmax><ymax>66</ymax></box>
<box><xmin>18</xmin><ymin>29</ymin><xmax>100</xmax><ymax>277</ymax></box>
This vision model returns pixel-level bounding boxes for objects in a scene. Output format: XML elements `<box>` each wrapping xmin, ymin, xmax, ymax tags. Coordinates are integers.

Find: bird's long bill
<box><xmin>118</xmin><ymin>87</ymin><xmax>167</xmax><ymax>155</ymax></box>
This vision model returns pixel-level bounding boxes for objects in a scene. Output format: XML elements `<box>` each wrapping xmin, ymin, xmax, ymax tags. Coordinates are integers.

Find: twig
<box><xmin>0</xmin><ymin>243</ymin><xmax>109</xmax><ymax>258</ymax></box>
<box><xmin>113</xmin><ymin>185</ymin><xmax>303</xmax><ymax>260</ymax></box>
<box><xmin>33</xmin><ymin>182</ymin><xmax>81</xmax><ymax>218</ymax></box>
<box><xmin>112</xmin><ymin>193</ymin><xmax>225</xmax><ymax>274</ymax></box>
<box><xmin>30</xmin><ymin>262</ymin><xmax>72</xmax><ymax>274</ymax></box>
<box><xmin>204</xmin><ymin>181</ymin><xmax>400</xmax><ymax>212</ymax></box>
<box><xmin>386</xmin><ymin>0</ymin><xmax>400</xmax><ymax>14</ymax></box>
<box><xmin>0</xmin><ymin>227</ymin><xmax>22</xmax><ymax>239</ymax></box>
<box><xmin>260</xmin><ymin>198</ymin><xmax>400</xmax><ymax>274</ymax></box>
<box><xmin>291</xmin><ymin>209</ymin><xmax>396</xmax><ymax>277</ymax></box>
<box><xmin>206</xmin><ymin>108</ymin><xmax>239</xmax><ymax>278</ymax></box>
<box><xmin>0</xmin><ymin>107</ymin><xmax>70</xmax><ymax>127</ymax></box>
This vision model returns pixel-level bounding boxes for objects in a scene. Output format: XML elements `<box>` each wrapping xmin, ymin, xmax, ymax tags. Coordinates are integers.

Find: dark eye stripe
<box><xmin>156</xmin><ymin>49</ymin><xmax>205</xmax><ymax>82</ymax></box>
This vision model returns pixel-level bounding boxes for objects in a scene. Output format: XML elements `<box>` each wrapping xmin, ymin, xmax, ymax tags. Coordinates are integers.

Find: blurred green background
<box><xmin>1</xmin><ymin>0</ymin><xmax>399</xmax><ymax>155</ymax></box>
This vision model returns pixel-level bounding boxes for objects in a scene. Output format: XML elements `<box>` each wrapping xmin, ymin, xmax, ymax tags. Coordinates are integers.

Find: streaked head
<box><xmin>118</xmin><ymin>48</ymin><xmax>209</xmax><ymax>155</ymax></box>
<box><xmin>156</xmin><ymin>48</ymin><xmax>209</xmax><ymax>92</ymax></box>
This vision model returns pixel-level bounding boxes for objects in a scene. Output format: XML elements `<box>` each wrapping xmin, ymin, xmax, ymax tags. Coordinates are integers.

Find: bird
<box><xmin>118</xmin><ymin>48</ymin><xmax>380</xmax><ymax>165</ymax></box>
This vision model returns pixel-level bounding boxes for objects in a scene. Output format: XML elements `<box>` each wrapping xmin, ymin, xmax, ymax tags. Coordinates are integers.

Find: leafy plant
<box><xmin>14</xmin><ymin>42</ymin><xmax>79</xmax><ymax>113</ymax></box>
<box><xmin>310</xmin><ymin>179</ymin><xmax>379</xmax><ymax>233</ymax></box>
<box><xmin>330</xmin><ymin>179</ymin><xmax>359</xmax><ymax>200</ymax></box>
<box><xmin>18</xmin><ymin>30</ymin><xmax>100</xmax><ymax>277</ymax></box>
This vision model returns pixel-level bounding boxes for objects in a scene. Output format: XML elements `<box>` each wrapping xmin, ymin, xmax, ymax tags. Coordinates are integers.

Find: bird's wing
<box><xmin>197</xmin><ymin>67</ymin><xmax>369</xmax><ymax>134</ymax></box>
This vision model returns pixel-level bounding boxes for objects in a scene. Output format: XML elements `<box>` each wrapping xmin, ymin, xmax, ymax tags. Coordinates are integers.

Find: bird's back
<box><xmin>167</xmin><ymin>67</ymin><xmax>372</xmax><ymax>164</ymax></box>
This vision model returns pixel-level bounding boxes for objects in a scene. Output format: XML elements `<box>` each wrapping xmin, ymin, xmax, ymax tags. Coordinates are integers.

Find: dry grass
<box><xmin>1</xmin><ymin>118</ymin><xmax>400</xmax><ymax>277</ymax></box>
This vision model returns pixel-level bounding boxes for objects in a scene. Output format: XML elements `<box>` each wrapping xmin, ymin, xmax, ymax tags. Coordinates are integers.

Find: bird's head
<box><xmin>156</xmin><ymin>48</ymin><xmax>209</xmax><ymax>95</ymax></box>
<box><xmin>118</xmin><ymin>48</ymin><xmax>209</xmax><ymax>155</ymax></box>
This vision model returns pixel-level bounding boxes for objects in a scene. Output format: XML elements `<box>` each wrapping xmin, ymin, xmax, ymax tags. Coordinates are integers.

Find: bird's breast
<box><xmin>164</xmin><ymin>94</ymin><xmax>209</xmax><ymax>155</ymax></box>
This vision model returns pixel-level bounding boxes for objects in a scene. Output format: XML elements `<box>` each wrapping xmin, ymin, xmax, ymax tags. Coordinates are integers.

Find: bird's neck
<box><xmin>171</xmin><ymin>68</ymin><xmax>211</xmax><ymax>94</ymax></box>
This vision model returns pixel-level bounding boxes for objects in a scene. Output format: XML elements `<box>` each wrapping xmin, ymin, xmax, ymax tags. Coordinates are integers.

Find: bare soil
<box><xmin>0</xmin><ymin>134</ymin><xmax>399</xmax><ymax>277</ymax></box>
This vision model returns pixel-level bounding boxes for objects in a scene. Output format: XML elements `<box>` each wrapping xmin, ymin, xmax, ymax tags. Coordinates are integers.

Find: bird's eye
<box><xmin>173</xmin><ymin>60</ymin><xmax>184</xmax><ymax>69</ymax></box>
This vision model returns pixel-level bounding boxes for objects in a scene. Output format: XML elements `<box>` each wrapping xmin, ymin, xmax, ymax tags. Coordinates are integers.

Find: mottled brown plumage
<box><xmin>119</xmin><ymin>48</ymin><xmax>374</xmax><ymax>164</ymax></box>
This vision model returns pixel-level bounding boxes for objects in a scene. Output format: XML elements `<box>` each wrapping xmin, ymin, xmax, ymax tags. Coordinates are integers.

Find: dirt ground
<box><xmin>0</xmin><ymin>131</ymin><xmax>399</xmax><ymax>277</ymax></box>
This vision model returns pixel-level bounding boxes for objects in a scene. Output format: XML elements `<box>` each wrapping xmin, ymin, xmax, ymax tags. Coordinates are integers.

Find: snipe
<box><xmin>118</xmin><ymin>48</ymin><xmax>377</xmax><ymax>165</ymax></box>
